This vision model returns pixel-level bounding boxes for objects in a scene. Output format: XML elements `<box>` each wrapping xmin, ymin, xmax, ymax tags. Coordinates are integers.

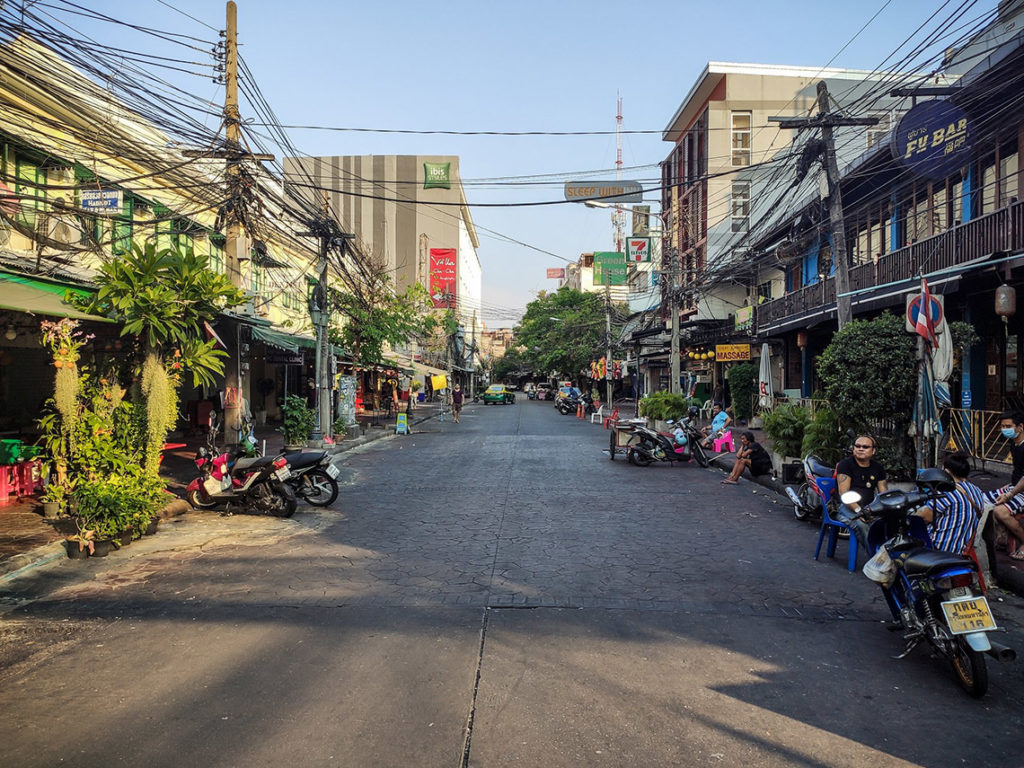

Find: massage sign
<box><xmin>429</xmin><ymin>248</ymin><xmax>457</xmax><ymax>308</ymax></box>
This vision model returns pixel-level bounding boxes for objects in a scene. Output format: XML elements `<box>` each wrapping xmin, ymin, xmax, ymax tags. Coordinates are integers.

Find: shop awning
<box><xmin>381</xmin><ymin>352</ymin><xmax>447</xmax><ymax>378</ymax></box>
<box><xmin>252</xmin><ymin>325</ymin><xmax>302</xmax><ymax>353</ymax></box>
<box><xmin>0</xmin><ymin>271</ymin><xmax>113</xmax><ymax>322</ymax></box>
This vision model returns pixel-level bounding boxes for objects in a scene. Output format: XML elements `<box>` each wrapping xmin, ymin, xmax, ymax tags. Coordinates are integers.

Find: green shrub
<box><xmin>726</xmin><ymin>362</ymin><xmax>758</xmax><ymax>422</ymax></box>
<box><xmin>801</xmin><ymin>407</ymin><xmax>848</xmax><ymax>465</ymax></box>
<box><xmin>638</xmin><ymin>392</ymin><xmax>698</xmax><ymax>421</ymax></box>
<box><xmin>73</xmin><ymin>467</ymin><xmax>165</xmax><ymax>540</ymax></box>
<box><xmin>762</xmin><ymin>403</ymin><xmax>810</xmax><ymax>458</ymax></box>
<box><xmin>280</xmin><ymin>394</ymin><xmax>315</xmax><ymax>445</ymax></box>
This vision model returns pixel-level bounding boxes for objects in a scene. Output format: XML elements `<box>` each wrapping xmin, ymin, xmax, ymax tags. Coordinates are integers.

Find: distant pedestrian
<box><xmin>451</xmin><ymin>383</ymin><xmax>464</xmax><ymax>423</ymax></box>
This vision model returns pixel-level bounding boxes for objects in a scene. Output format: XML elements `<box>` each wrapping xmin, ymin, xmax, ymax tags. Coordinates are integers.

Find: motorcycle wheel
<box><xmin>691</xmin><ymin>442</ymin><xmax>710</xmax><ymax>468</ymax></box>
<box><xmin>187</xmin><ymin>487</ymin><xmax>217</xmax><ymax>510</ymax></box>
<box><xmin>793</xmin><ymin>482</ymin><xmax>815</xmax><ymax>520</ymax></box>
<box><xmin>266</xmin><ymin>481</ymin><xmax>297</xmax><ymax>518</ymax></box>
<box><xmin>608</xmin><ymin>429</ymin><xmax>616</xmax><ymax>461</ymax></box>
<box><xmin>950</xmin><ymin>636</ymin><xmax>988</xmax><ymax>698</ymax></box>
<box><xmin>628</xmin><ymin>447</ymin><xmax>652</xmax><ymax>467</ymax></box>
<box><xmin>297</xmin><ymin>468</ymin><xmax>339</xmax><ymax>507</ymax></box>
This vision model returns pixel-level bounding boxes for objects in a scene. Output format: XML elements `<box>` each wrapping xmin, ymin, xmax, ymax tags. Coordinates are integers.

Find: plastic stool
<box><xmin>713</xmin><ymin>430</ymin><xmax>734</xmax><ymax>453</ymax></box>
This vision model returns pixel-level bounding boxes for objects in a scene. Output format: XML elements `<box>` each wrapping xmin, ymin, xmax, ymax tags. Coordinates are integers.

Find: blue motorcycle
<box><xmin>847</xmin><ymin>469</ymin><xmax>1014</xmax><ymax>698</ymax></box>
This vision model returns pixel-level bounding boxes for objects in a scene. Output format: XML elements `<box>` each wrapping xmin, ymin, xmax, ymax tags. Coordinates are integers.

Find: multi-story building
<box><xmin>749</xmin><ymin>0</ymin><xmax>1024</xmax><ymax>419</ymax></box>
<box><xmin>282</xmin><ymin>154</ymin><xmax>483</xmax><ymax>373</ymax></box>
<box><xmin>649</xmin><ymin>61</ymin><xmax>906</xmax><ymax>395</ymax></box>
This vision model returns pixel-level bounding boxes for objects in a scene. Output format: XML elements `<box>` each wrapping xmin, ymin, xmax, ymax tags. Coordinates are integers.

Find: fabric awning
<box><xmin>382</xmin><ymin>352</ymin><xmax>446</xmax><ymax>378</ymax></box>
<box><xmin>0</xmin><ymin>271</ymin><xmax>113</xmax><ymax>322</ymax></box>
<box><xmin>252</xmin><ymin>326</ymin><xmax>302</xmax><ymax>353</ymax></box>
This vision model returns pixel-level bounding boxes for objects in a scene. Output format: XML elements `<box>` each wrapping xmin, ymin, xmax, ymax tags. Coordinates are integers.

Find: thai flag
<box><xmin>915</xmin><ymin>278</ymin><xmax>938</xmax><ymax>350</ymax></box>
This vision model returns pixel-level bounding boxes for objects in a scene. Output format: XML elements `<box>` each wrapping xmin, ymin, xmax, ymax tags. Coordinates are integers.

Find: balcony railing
<box><xmin>757</xmin><ymin>199</ymin><xmax>1024</xmax><ymax>329</ymax></box>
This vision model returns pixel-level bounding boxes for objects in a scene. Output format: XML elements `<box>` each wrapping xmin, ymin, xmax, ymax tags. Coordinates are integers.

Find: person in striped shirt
<box><xmin>914</xmin><ymin>452</ymin><xmax>983</xmax><ymax>555</ymax></box>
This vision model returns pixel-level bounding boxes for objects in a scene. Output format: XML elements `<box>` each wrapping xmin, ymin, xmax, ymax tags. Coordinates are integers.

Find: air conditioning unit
<box><xmin>37</xmin><ymin>214</ymin><xmax>81</xmax><ymax>246</ymax></box>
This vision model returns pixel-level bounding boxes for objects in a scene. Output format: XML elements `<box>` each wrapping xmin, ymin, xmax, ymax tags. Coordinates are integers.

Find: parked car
<box><xmin>482</xmin><ymin>384</ymin><xmax>516</xmax><ymax>405</ymax></box>
<box><xmin>535</xmin><ymin>383</ymin><xmax>553</xmax><ymax>401</ymax></box>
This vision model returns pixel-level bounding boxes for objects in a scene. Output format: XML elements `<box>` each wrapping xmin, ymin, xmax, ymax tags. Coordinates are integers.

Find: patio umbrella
<box><xmin>758</xmin><ymin>342</ymin><xmax>774</xmax><ymax>409</ymax></box>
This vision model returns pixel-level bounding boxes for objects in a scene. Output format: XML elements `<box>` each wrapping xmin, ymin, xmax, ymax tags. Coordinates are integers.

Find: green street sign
<box><xmin>593</xmin><ymin>251</ymin><xmax>626</xmax><ymax>285</ymax></box>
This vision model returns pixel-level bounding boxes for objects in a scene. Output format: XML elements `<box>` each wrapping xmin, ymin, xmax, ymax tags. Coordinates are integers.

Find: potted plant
<box><xmin>40</xmin><ymin>481</ymin><xmax>69</xmax><ymax>520</ymax></box>
<box><xmin>64</xmin><ymin>520</ymin><xmax>95</xmax><ymax>559</ymax></box>
<box><xmin>280</xmin><ymin>394</ymin><xmax>315</xmax><ymax>449</ymax></box>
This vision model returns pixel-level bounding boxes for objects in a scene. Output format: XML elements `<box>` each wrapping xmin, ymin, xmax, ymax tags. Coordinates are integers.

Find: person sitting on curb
<box><xmin>914</xmin><ymin>451</ymin><xmax>985</xmax><ymax>555</ymax></box>
<box><xmin>984</xmin><ymin>410</ymin><xmax>1024</xmax><ymax>560</ymax></box>
<box><xmin>721</xmin><ymin>431</ymin><xmax>773</xmax><ymax>485</ymax></box>
<box><xmin>701</xmin><ymin>403</ymin><xmax>732</xmax><ymax>449</ymax></box>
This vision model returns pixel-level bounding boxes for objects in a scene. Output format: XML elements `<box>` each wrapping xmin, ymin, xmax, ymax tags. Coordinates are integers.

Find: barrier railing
<box><xmin>939</xmin><ymin>408</ymin><xmax>1012</xmax><ymax>471</ymax></box>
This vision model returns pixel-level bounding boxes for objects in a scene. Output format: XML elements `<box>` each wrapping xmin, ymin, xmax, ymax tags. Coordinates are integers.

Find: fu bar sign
<box><xmin>892</xmin><ymin>100</ymin><xmax>971</xmax><ymax>181</ymax></box>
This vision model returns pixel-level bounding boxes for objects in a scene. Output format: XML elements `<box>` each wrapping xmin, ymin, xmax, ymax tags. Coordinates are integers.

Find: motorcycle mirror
<box><xmin>840</xmin><ymin>490</ymin><xmax>862</xmax><ymax>506</ymax></box>
<box><xmin>666</xmin><ymin>419</ymin><xmax>675</xmax><ymax>426</ymax></box>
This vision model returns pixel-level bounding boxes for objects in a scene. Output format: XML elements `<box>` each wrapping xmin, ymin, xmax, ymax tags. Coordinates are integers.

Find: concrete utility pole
<box><xmin>769</xmin><ymin>81</ymin><xmax>877</xmax><ymax>329</ymax></box>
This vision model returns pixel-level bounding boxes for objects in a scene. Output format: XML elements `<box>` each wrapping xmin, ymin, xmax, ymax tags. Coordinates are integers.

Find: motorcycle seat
<box><xmin>234</xmin><ymin>455</ymin><xmax>276</xmax><ymax>471</ymax></box>
<box><xmin>806</xmin><ymin>456</ymin><xmax>834</xmax><ymax>478</ymax></box>
<box><xmin>283</xmin><ymin>450</ymin><xmax>327</xmax><ymax>470</ymax></box>
<box><xmin>900</xmin><ymin>547</ymin><xmax>977</xmax><ymax>577</ymax></box>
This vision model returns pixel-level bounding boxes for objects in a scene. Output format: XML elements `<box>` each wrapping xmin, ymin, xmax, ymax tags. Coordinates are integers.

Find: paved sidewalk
<box><xmin>0</xmin><ymin>402</ymin><xmax>444</xmax><ymax>583</ymax></box>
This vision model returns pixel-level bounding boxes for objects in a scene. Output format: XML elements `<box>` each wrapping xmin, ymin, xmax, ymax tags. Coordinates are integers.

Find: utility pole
<box><xmin>769</xmin><ymin>81</ymin><xmax>877</xmax><ymax>329</ymax></box>
<box><xmin>669</xmin><ymin>247</ymin><xmax>680</xmax><ymax>394</ymax></box>
<box><xmin>185</xmin><ymin>2</ymin><xmax>272</xmax><ymax>442</ymax></box>
<box><xmin>604</xmin><ymin>284</ymin><xmax>613</xmax><ymax>409</ymax></box>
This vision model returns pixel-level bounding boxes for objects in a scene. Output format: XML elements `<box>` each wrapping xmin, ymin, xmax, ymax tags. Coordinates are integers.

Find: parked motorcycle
<box><xmin>282</xmin><ymin>449</ymin><xmax>340</xmax><ymax>506</ymax></box>
<box><xmin>847</xmin><ymin>470</ymin><xmax>1015</xmax><ymax>697</ymax></box>
<box><xmin>785</xmin><ymin>454</ymin><xmax>836</xmax><ymax>521</ymax></box>
<box><xmin>187</xmin><ymin>445</ymin><xmax>297</xmax><ymax>517</ymax></box>
<box><xmin>624</xmin><ymin>408</ymin><xmax>709</xmax><ymax>468</ymax></box>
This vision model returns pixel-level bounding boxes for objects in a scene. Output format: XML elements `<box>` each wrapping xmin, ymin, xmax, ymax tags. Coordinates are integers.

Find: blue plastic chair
<box><xmin>812</xmin><ymin>477</ymin><xmax>859</xmax><ymax>572</ymax></box>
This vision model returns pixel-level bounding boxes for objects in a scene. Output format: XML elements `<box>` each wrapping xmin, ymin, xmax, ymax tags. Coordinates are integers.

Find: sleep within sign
<box><xmin>429</xmin><ymin>248</ymin><xmax>457</xmax><ymax>308</ymax></box>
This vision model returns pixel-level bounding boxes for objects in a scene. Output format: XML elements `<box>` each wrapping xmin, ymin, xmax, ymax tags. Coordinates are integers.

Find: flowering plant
<box><xmin>40</xmin><ymin>318</ymin><xmax>94</xmax><ymax>366</ymax></box>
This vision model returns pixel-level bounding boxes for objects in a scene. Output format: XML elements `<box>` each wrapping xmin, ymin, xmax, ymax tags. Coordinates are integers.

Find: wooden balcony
<box><xmin>757</xmin><ymin>200</ymin><xmax>1024</xmax><ymax>331</ymax></box>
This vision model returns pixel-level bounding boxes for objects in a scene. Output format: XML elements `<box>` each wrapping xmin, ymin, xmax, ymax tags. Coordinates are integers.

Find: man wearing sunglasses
<box><xmin>835</xmin><ymin>435</ymin><xmax>889</xmax><ymax>550</ymax></box>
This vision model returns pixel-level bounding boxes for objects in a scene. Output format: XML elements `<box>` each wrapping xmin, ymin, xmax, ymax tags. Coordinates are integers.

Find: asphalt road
<box><xmin>2</xmin><ymin>398</ymin><xmax>1024</xmax><ymax>767</ymax></box>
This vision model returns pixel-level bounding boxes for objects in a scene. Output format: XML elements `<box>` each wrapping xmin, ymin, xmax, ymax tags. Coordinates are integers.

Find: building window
<box><xmin>866</xmin><ymin>112</ymin><xmax>892</xmax><ymax>149</ymax></box>
<box><xmin>756</xmin><ymin>281</ymin><xmax>772</xmax><ymax>303</ymax></box>
<box><xmin>731</xmin><ymin>181</ymin><xmax>750</xmax><ymax>232</ymax></box>
<box><xmin>731</xmin><ymin>112</ymin><xmax>752</xmax><ymax>167</ymax></box>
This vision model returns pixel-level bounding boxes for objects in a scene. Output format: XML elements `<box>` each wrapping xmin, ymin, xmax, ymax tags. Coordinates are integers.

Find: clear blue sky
<box><xmin>48</xmin><ymin>1</ymin><xmax>1000</xmax><ymax>326</ymax></box>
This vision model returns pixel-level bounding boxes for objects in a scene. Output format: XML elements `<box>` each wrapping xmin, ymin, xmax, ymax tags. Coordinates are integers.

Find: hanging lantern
<box><xmin>707</xmin><ymin>349</ymin><xmax>716</xmax><ymax>359</ymax></box>
<box><xmin>996</xmin><ymin>284</ymin><xmax>1016</xmax><ymax>322</ymax></box>
<box><xmin>796</xmin><ymin>330</ymin><xmax>809</xmax><ymax>349</ymax></box>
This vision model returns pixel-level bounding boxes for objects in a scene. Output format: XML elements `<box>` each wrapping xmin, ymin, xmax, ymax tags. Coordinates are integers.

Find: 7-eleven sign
<box><xmin>627</xmin><ymin>237</ymin><xmax>651</xmax><ymax>262</ymax></box>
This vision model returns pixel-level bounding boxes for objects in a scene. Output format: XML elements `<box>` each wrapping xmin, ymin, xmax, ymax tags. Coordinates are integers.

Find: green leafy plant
<box><xmin>73</xmin><ymin>468</ymin><xmax>166</xmax><ymax>541</ymax></box>
<box><xmin>410</xmin><ymin>380</ymin><xmax>422</xmax><ymax>392</ymax></box>
<box><xmin>762</xmin><ymin>403</ymin><xmax>811</xmax><ymax>458</ymax></box>
<box><xmin>726</xmin><ymin>362</ymin><xmax>758</xmax><ymax>422</ymax></box>
<box><xmin>65</xmin><ymin>521</ymin><xmax>95</xmax><ymax>554</ymax></box>
<box><xmin>638</xmin><ymin>392</ymin><xmax>698</xmax><ymax>422</ymax></box>
<box><xmin>800</xmin><ymin>406</ymin><xmax>848</xmax><ymax>465</ymax></box>
<box><xmin>816</xmin><ymin>312</ymin><xmax>916</xmax><ymax>472</ymax></box>
<box><xmin>280</xmin><ymin>394</ymin><xmax>315</xmax><ymax>445</ymax></box>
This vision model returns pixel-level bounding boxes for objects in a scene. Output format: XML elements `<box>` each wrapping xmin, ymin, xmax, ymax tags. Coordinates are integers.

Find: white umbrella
<box><xmin>758</xmin><ymin>342</ymin><xmax>774</xmax><ymax>409</ymax></box>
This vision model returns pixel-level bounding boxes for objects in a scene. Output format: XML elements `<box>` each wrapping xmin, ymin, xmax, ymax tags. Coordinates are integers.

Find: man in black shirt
<box><xmin>987</xmin><ymin>411</ymin><xmax>1024</xmax><ymax>560</ymax></box>
<box><xmin>835</xmin><ymin>434</ymin><xmax>889</xmax><ymax>550</ymax></box>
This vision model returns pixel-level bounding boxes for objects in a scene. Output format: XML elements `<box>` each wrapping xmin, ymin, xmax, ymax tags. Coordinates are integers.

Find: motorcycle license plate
<box><xmin>325</xmin><ymin>463</ymin><xmax>340</xmax><ymax>479</ymax></box>
<box><xmin>274</xmin><ymin>466</ymin><xmax>291</xmax><ymax>481</ymax></box>
<box><xmin>940</xmin><ymin>596</ymin><xmax>997</xmax><ymax>635</ymax></box>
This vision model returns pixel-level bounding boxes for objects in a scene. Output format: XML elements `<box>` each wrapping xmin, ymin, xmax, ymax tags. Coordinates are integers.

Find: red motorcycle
<box><xmin>186</xmin><ymin>445</ymin><xmax>296</xmax><ymax>517</ymax></box>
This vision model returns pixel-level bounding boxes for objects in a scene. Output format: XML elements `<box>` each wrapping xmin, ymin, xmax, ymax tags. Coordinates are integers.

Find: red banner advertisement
<box><xmin>546</xmin><ymin>268</ymin><xmax>565</xmax><ymax>279</ymax></box>
<box><xmin>429</xmin><ymin>248</ymin><xmax>457</xmax><ymax>308</ymax></box>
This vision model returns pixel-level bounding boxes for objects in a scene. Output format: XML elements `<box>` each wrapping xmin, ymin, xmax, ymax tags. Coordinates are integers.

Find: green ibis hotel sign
<box><xmin>593</xmin><ymin>251</ymin><xmax>626</xmax><ymax>286</ymax></box>
<box><xmin>423</xmin><ymin>162</ymin><xmax>451</xmax><ymax>189</ymax></box>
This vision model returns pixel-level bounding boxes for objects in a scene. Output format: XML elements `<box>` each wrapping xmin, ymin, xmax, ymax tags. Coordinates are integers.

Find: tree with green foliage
<box><xmin>492</xmin><ymin>346</ymin><xmax>531</xmax><ymax>382</ymax></box>
<box><xmin>328</xmin><ymin>246</ymin><xmax>439</xmax><ymax>366</ymax></box>
<box><xmin>816</xmin><ymin>311</ymin><xmax>918</xmax><ymax>475</ymax></box>
<box><xmin>514</xmin><ymin>287</ymin><xmax>624</xmax><ymax>381</ymax></box>
<box><xmin>73</xmin><ymin>242</ymin><xmax>246</xmax><ymax>473</ymax></box>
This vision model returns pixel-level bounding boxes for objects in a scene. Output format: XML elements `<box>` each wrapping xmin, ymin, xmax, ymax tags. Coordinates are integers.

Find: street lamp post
<box><xmin>584</xmin><ymin>201</ymin><xmax>678</xmax><ymax>396</ymax></box>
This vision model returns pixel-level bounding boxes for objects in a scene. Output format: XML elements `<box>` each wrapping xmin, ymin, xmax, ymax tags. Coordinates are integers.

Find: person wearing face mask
<box><xmin>986</xmin><ymin>410</ymin><xmax>1024</xmax><ymax>560</ymax></box>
